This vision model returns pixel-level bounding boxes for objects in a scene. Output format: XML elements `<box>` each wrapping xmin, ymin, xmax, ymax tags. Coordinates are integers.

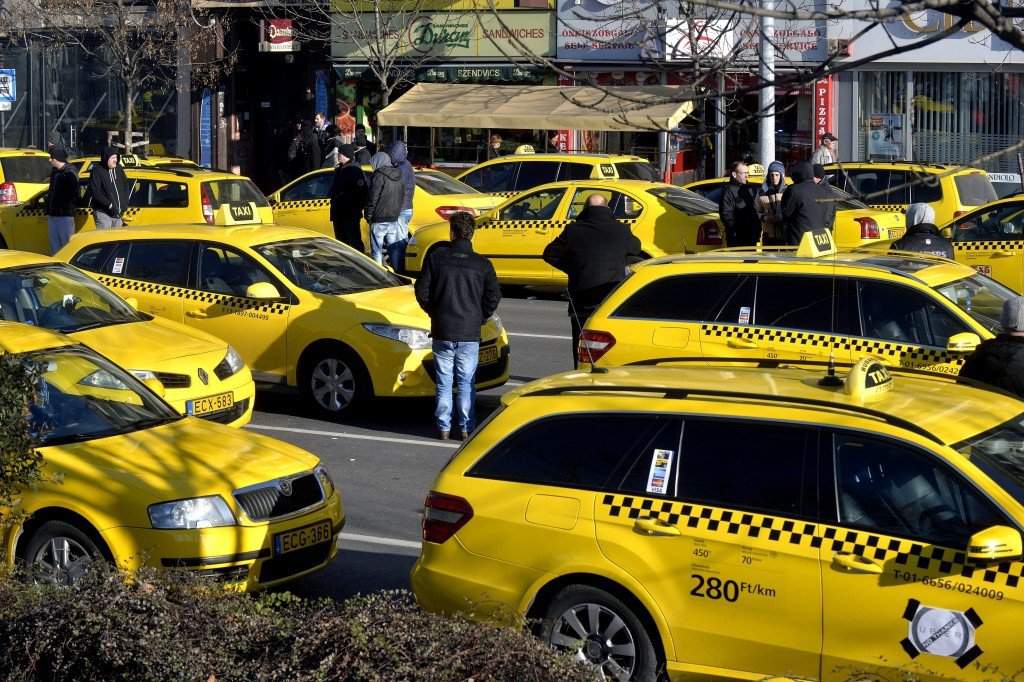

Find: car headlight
<box><xmin>79</xmin><ymin>369</ymin><xmax>130</xmax><ymax>390</ymax></box>
<box><xmin>213</xmin><ymin>346</ymin><xmax>245</xmax><ymax>380</ymax></box>
<box><xmin>315</xmin><ymin>465</ymin><xmax>335</xmax><ymax>498</ymax></box>
<box><xmin>148</xmin><ymin>495</ymin><xmax>235</xmax><ymax>529</ymax></box>
<box><xmin>363</xmin><ymin>323</ymin><xmax>432</xmax><ymax>350</ymax></box>
<box><xmin>130</xmin><ymin>370</ymin><xmax>157</xmax><ymax>382</ymax></box>
<box><xmin>488</xmin><ymin>314</ymin><xmax>503</xmax><ymax>332</ymax></box>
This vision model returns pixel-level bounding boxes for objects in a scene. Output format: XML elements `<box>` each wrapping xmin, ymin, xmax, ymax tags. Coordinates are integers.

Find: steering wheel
<box><xmin>37</xmin><ymin>301</ymin><xmax>75</xmax><ymax>327</ymax></box>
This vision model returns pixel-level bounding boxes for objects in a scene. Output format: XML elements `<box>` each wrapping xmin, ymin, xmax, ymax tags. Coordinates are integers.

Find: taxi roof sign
<box><xmin>747</xmin><ymin>162</ymin><xmax>766</xmax><ymax>175</ymax></box>
<box><xmin>796</xmin><ymin>228</ymin><xmax>837</xmax><ymax>258</ymax></box>
<box><xmin>214</xmin><ymin>202</ymin><xmax>261</xmax><ymax>226</ymax></box>
<box><xmin>514</xmin><ymin>144</ymin><xmax>535</xmax><ymax>155</ymax></box>
<box><xmin>845</xmin><ymin>357</ymin><xmax>894</xmax><ymax>403</ymax></box>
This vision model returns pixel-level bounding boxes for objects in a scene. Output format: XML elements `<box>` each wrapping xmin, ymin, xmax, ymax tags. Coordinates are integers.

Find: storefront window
<box><xmin>857</xmin><ymin>71</ymin><xmax>907</xmax><ymax>161</ymax></box>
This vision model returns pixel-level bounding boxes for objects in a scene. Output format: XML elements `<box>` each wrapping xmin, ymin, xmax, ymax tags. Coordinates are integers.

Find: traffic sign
<box><xmin>0</xmin><ymin>70</ymin><xmax>16</xmax><ymax>103</ymax></box>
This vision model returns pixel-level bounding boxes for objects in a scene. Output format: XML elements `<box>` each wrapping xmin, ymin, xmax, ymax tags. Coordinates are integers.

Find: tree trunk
<box><xmin>124</xmin><ymin>81</ymin><xmax>134</xmax><ymax>154</ymax></box>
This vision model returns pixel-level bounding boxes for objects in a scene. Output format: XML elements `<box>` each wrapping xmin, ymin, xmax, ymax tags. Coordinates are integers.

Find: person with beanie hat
<box><xmin>892</xmin><ymin>203</ymin><xmax>953</xmax><ymax>259</ymax></box>
<box><xmin>89</xmin><ymin>146</ymin><xmax>130</xmax><ymax>228</ymax></box>
<box><xmin>781</xmin><ymin>161</ymin><xmax>830</xmax><ymax>245</ymax></box>
<box><xmin>329</xmin><ymin>142</ymin><xmax>368</xmax><ymax>252</ymax></box>
<box><xmin>45</xmin><ymin>147</ymin><xmax>79</xmax><ymax>254</ymax></box>
<box><xmin>959</xmin><ymin>296</ymin><xmax>1024</xmax><ymax>398</ymax></box>
<box><xmin>755</xmin><ymin>160</ymin><xmax>786</xmax><ymax>243</ymax></box>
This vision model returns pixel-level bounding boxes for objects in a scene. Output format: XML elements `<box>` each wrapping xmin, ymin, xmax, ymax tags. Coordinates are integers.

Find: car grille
<box><xmin>258</xmin><ymin>541</ymin><xmax>333</xmax><ymax>584</ymax></box>
<box><xmin>154</xmin><ymin>371</ymin><xmax>191</xmax><ymax>389</ymax></box>
<box><xmin>234</xmin><ymin>473</ymin><xmax>324</xmax><ymax>522</ymax></box>
<box><xmin>199</xmin><ymin>398</ymin><xmax>249</xmax><ymax>425</ymax></box>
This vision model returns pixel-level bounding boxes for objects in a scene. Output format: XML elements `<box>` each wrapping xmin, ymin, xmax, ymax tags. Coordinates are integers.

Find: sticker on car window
<box><xmin>646</xmin><ymin>448</ymin><xmax>674</xmax><ymax>495</ymax></box>
<box><xmin>738</xmin><ymin>306</ymin><xmax>751</xmax><ymax>325</ymax></box>
<box><xmin>112</xmin><ymin>257</ymin><xmax>125</xmax><ymax>274</ymax></box>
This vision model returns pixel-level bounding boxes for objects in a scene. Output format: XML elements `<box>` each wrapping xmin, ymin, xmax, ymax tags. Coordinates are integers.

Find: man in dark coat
<box><xmin>414</xmin><ymin>212</ymin><xmax>501</xmax><ymax>440</ymax></box>
<box><xmin>813</xmin><ymin>163</ymin><xmax>836</xmax><ymax>231</ymax></box>
<box><xmin>782</xmin><ymin>161</ymin><xmax>830</xmax><ymax>245</ymax></box>
<box><xmin>288</xmin><ymin>120</ymin><xmax>321</xmax><ymax>178</ymax></box>
<box><xmin>329</xmin><ymin>144</ymin><xmax>368</xmax><ymax>253</ymax></box>
<box><xmin>719</xmin><ymin>161</ymin><xmax>759</xmax><ymax>247</ymax></box>
<box><xmin>543</xmin><ymin>194</ymin><xmax>644</xmax><ymax>367</ymax></box>
<box><xmin>90</xmin><ymin>146</ymin><xmax>130</xmax><ymax>228</ymax></box>
<box><xmin>353</xmin><ymin>124</ymin><xmax>375</xmax><ymax>165</ymax></box>
<box><xmin>960</xmin><ymin>296</ymin><xmax>1024</xmax><ymax>398</ymax></box>
<box><xmin>892</xmin><ymin>203</ymin><xmax>954</xmax><ymax>259</ymax></box>
<box><xmin>45</xmin><ymin>147</ymin><xmax>79</xmax><ymax>254</ymax></box>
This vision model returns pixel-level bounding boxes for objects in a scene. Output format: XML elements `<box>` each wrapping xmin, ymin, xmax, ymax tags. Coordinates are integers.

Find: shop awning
<box><xmin>376</xmin><ymin>83</ymin><xmax>695</xmax><ymax>131</ymax></box>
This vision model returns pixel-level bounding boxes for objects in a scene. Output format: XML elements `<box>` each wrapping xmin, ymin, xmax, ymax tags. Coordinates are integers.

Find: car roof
<box><xmin>477</xmin><ymin>153</ymin><xmax>649</xmax><ymax>163</ymax></box>
<box><xmin>823</xmin><ymin>161</ymin><xmax>986</xmax><ymax>175</ymax></box>
<box><xmin>62</xmin><ymin>223</ymin><xmax>326</xmax><ymax>249</ymax></box>
<box><xmin>514</xmin><ymin>179</ymin><xmax>679</xmax><ymax>193</ymax></box>
<box><xmin>0</xmin><ymin>321</ymin><xmax>75</xmax><ymax>354</ymax></box>
<box><xmin>0</xmin><ymin>148</ymin><xmax>51</xmax><ymax>157</ymax></box>
<box><xmin>502</xmin><ymin>365</ymin><xmax>1022</xmax><ymax>447</ymax></box>
<box><xmin>78</xmin><ymin>166</ymin><xmax>245</xmax><ymax>182</ymax></box>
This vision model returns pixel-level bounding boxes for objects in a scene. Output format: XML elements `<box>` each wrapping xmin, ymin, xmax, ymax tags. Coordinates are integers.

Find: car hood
<box><xmin>71</xmin><ymin>316</ymin><xmax>228</xmax><ymax>370</ymax></box>
<box><xmin>333</xmin><ymin>283</ymin><xmax>429</xmax><ymax>325</ymax></box>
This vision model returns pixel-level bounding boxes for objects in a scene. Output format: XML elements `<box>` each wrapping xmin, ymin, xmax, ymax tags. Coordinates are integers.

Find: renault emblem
<box><xmin>278</xmin><ymin>479</ymin><xmax>293</xmax><ymax>496</ymax></box>
<box><xmin>198</xmin><ymin>368</ymin><xmax>209</xmax><ymax>385</ymax></box>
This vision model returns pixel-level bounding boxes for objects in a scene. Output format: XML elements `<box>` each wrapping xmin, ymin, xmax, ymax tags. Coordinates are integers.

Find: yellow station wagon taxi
<box><xmin>413</xmin><ymin>359</ymin><xmax>1024</xmax><ymax>680</ymax></box>
<box><xmin>56</xmin><ymin>224</ymin><xmax>509</xmax><ymax>417</ymax></box>
<box><xmin>406</xmin><ymin>180</ymin><xmax>724</xmax><ymax>285</ymax></box>
<box><xmin>0</xmin><ymin>250</ymin><xmax>255</xmax><ymax>426</ymax></box>
<box><xmin>1</xmin><ymin>323</ymin><xmax>343</xmax><ymax>590</ymax></box>
<box><xmin>942</xmin><ymin>195</ymin><xmax>1024</xmax><ymax>293</ymax></box>
<box><xmin>0</xmin><ymin>166</ymin><xmax>273</xmax><ymax>255</ymax></box>
<box><xmin>456</xmin><ymin>152</ymin><xmax>659</xmax><ymax>199</ymax></box>
<box><xmin>0</xmin><ymin>148</ymin><xmax>54</xmax><ymax>206</ymax></box>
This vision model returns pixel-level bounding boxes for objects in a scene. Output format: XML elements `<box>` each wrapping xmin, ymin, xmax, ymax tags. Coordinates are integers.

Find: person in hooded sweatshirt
<box><xmin>543</xmin><ymin>194</ymin><xmax>644</xmax><ymax>367</ymax></box>
<box><xmin>892</xmin><ymin>203</ymin><xmax>954</xmax><ymax>259</ymax></box>
<box><xmin>388</xmin><ymin>140</ymin><xmax>415</xmax><ymax>274</ymax></box>
<box><xmin>90</xmin><ymin>146</ymin><xmax>130</xmax><ymax>228</ymax></box>
<box><xmin>782</xmin><ymin>161</ymin><xmax>830</xmax><ymax>245</ymax></box>
<box><xmin>755</xmin><ymin>160</ymin><xmax>786</xmax><ymax>244</ymax></box>
<box><xmin>364</xmin><ymin>151</ymin><xmax>404</xmax><ymax>266</ymax></box>
<box><xmin>959</xmin><ymin>296</ymin><xmax>1024</xmax><ymax>398</ymax></box>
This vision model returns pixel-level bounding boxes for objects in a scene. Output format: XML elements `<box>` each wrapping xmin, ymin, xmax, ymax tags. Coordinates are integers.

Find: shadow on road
<box><xmin>281</xmin><ymin>546</ymin><xmax>418</xmax><ymax>601</ymax></box>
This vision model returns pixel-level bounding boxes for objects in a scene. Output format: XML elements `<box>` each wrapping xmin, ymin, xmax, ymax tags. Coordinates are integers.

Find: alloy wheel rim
<box><xmin>31</xmin><ymin>536</ymin><xmax>93</xmax><ymax>586</ymax></box>
<box><xmin>550</xmin><ymin>602</ymin><xmax>637</xmax><ymax>681</ymax></box>
<box><xmin>311</xmin><ymin>358</ymin><xmax>355</xmax><ymax>412</ymax></box>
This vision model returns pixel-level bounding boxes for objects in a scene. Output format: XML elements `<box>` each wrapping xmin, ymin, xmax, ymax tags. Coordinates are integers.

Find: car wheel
<box><xmin>23</xmin><ymin>520</ymin><xmax>105</xmax><ymax>586</ymax></box>
<box><xmin>541</xmin><ymin>585</ymin><xmax>659</xmax><ymax>682</ymax></box>
<box><xmin>301</xmin><ymin>346</ymin><xmax>368</xmax><ymax>418</ymax></box>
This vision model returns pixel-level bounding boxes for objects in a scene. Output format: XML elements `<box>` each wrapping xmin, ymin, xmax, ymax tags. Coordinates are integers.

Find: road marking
<box><xmin>247</xmin><ymin>424</ymin><xmax>458</xmax><ymax>449</ymax></box>
<box><xmin>508</xmin><ymin>332</ymin><xmax>571</xmax><ymax>340</ymax></box>
<box><xmin>339</xmin><ymin>532</ymin><xmax>421</xmax><ymax>550</ymax></box>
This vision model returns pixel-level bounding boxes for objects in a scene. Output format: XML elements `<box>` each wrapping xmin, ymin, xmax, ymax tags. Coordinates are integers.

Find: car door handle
<box><xmin>727</xmin><ymin>337</ymin><xmax>758</xmax><ymax>349</ymax></box>
<box><xmin>992</xmin><ymin>250</ymin><xmax>1016</xmax><ymax>258</ymax></box>
<box><xmin>633</xmin><ymin>517</ymin><xmax>681</xmax><ymax>537</ymax></box>
<box><xmin>186</xmin><ymin>310</ymin><xmax>209</xmax><ymax>319</ymax></box>
<box><xmin>832</xmin><ymin>552</ymin><xmax>883</xmax><ymax>574</ymax></box>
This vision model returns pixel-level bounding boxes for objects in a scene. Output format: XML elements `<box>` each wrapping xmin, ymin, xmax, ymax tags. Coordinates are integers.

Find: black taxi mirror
<box><xmin>967</xmin><ymin>525</ymin><xmax>1022</xmax><ymax>562</ymax></box>
<box><xmin>142</xmin><ymin>377</ymin><xmax>166</xmax><ymax>398</ymax></box>
<box><xmin>947</xmin><ymin>332</ymin><xmax>981</xmax><ymax>354</ymax></box>
<box><xmin>796</xmin><ymin>227</ymin><xmax>837</xmax><ymax>258</ymax></box>
<box><xmin>245</xmin><ymin>282</ymin><xmax>281</xmax><ymax>300</ymax></box>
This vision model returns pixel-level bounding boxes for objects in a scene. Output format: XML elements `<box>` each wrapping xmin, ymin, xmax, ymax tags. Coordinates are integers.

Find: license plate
<box><xmin>975</xmin><ymin>264</ymin><xmax>993</xmax><ymax>276</ymax></box>
<box><xmin>273</xmin><ymin>520</ymin><xmax>332</xmax><ymax>556</ymax></box>
<box><xmin>888</xmin><ymin>227</ymin><xmax>905</xmax><ymax>240</ymax></box>
<box><xmin>187</xmin><ymin>391</ymin><xmax>234</xmax><ymax>416</ymax></box>
<box><xmin>479</xmin><ymin>346</ymin><xmax>499</xmax><ymax>365</ymax></box>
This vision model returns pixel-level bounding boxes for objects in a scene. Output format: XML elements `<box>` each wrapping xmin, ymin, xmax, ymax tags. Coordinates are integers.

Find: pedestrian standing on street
<box><xmin>330</xmin><ymin>144</ymin><xmax>368</xmax><ymax>252</ymax></box>
<box><xmin>892</xmin><ymin>203</ymin><xmax>954</xmax><ymax>258</ymax></box>
<box><xmin>388</xmin><ymin>140</ymin><xmax>415</xmax><ymax>274</ymax></box>
<box><xmin>321</xmin><ymin>125</ymin><xmax>342</xmax><ymax>168</ymax></box>
<box><xmin>288</xmin><ymin>120</ymin><xmax>321</xmax><ymax>178</ymax></box>
<box><xmin>719</xmin><ymin>161</ymin><xmax>759</xmax><ymax>247</ymax></box>
<box><xmin>548</xmin><ymin>131</ymin><xmax>563</xmax><ymax>152</ymax></box>
<box><xmin>755</xmin><ymin>160</ymin><xmax>786</xmax><ymax>244</ymax></box>
<box><xmin>813</xmin><ymin>163</ymin><xmax>837</xmax><ymax>231</ymax></box>
<box><xmin>45</xmin><ymin>147</ymin><xmax>79</xmax><ymax>255</ymax></box>
<box><xmin>353</xmin><ymin>124</ymin><xmax>375</xmax><ymax>165</ymax></box>
<box><xmin>782</xmin><ymin>161</ymin><xmax>829</xmax><ymax>245</ymax></box>
<box><xmin>364</xmin><ymin>151</ymin><xmax>404</xmax><ymax>266</ymax></box>
<box><xmin>414</xmin><ymin>211</ymin><xmax>501</xmax><ymax>441</ymax></box>
<box><xmin>90</xmin><ymin>146</ymin><xmax>130</xmax><ymax>229</ymax></box>
<box><xmin>543</xmin><ymin>194</ymin><xmax>643</xmax><ymax>367</ymax></box>
<box><xmin>810</xmin><ymin>132</ymin><xmax>838</xmax><ymax>165</ymax></box>
<box><xmin>314</xmin><ymin>112</ymin><xmax>329</xmax><ymax>149</ymax></box>
<box><xmin>959</xmin><ymin>296</ymin><xmax>1024</xmax><ymax>398</ymax></box>
<box><xmin>487</xmin><ymin>134</ymin><xmax>505</xmax><ymax>160</ymax></box>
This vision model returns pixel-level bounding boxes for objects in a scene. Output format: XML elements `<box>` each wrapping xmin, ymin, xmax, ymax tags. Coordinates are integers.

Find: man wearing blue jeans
<box><xmin>415</xmin><ymin>212</ymin><xmax>501</xmax><ymax>440</ymax></box>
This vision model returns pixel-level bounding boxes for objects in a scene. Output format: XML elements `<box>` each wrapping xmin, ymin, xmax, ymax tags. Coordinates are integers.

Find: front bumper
<box><xmin>163</xmin><ymin>372</ymin><xmax>256</xmax><ymax>428</ymax></box>
<box><xmin>364</xmin><ymin>336</ymin><xmax>511</xmax><ymax>398</ymax></box>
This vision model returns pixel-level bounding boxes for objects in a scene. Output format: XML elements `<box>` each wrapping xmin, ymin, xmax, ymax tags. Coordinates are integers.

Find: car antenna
<box><xmin>567</xmin><ymin>289</ymin><xmax>607</xmax><ymax>374</ymax></box>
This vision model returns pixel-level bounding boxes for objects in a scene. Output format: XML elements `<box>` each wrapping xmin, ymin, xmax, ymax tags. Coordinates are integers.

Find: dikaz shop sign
<box><xmin>260</xmin><ymin>19</ymin><xmax>298</xmax><ymax>53</ymax></box>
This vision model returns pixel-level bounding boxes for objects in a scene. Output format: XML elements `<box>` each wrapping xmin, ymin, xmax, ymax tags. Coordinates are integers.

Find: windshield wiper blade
<box><xmin>67</xmin><ymin>318</ymin><xmax>137</xmax><ymax>333</ymax></box>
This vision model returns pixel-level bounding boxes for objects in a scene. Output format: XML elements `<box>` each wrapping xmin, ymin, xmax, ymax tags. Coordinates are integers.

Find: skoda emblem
<box><xmin>197</xmin><ymin>368</ymin><xmax>209</xmax><ymax>385</ymax></box>
<box><xmin>277</xmin><ymin>479</ymin><xmax>293</xmax><ymax>497</ymax></box>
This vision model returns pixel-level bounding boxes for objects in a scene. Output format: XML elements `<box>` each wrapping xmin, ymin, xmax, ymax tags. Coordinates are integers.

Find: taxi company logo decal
<box><xmin>277</xmin><ymin>479</ymin><xmax>293</xmax><ymax>497</ymax></box>
<box><xmin>900</xmin><ymin>599</ymin><xmax>983</xmax><ymax>668</ymax></box>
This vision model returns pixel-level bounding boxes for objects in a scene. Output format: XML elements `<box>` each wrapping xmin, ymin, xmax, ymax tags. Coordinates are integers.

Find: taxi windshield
<box><xmin>255</xmin><ymin>238</ymin><xmax>403</xmax><ymax>295</ymax></box>
<box><xmin>936</xmin><ymin>274</ymin><xmax>1017</xmax><ymax>334</ymax></box>
<box><xmin>27</xmin><ymin>347</ymin><xmax>180</xmax><ymax>446</ymax></box>
<box><xmin>0</xmin><ymin>264</ymin><xmax>141</xmax><ymax>333</ymax></box>
<box><xmin>956</xmin><ymin>414</ymin><xmax>1024</xmax><ymax>508</ymax></box>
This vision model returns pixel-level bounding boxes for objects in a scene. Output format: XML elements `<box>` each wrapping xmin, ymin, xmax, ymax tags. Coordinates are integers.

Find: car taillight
<box><xmin>201</xmin><ymin>185</ymin><xmax>215</xmax><ymax>224</ymax></box>
<box><xmin>422</xmin><ymin>491</ymin><xmax>473</xmax><ymax>544</ymax></box>
<box><xmin>856</xmin><ymin>217</ymin><xmax>880</xmax><ymax>239</ymax></box>
<box><xmin>696</xmin><ymin>220</ymin><xmax>723</xmax><ymax>246</ymax></box>
<box><xmin>0</xmin><ymin>182</ymin><xmax>17</xmax><ymax>205</ymax></box>
<box><xmin>435</xmin><ymin>206</ymin><xmax>477</xmax><ymax>220</ymax></box>
<box><xmin>578</xmin><ymin>330</ymin><xmax>616</xmax><ymax>364</ymax></box>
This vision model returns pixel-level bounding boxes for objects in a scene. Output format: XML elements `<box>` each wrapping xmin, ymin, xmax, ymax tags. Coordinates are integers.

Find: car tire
<box><xmin>540</xmin><ymin>584</ymin><xmax>659</xmax><ymax>682</ymax></box>
<box><xmin>300</xmin><ymin>345</ymin><xmax>369</xmax><ymax>419</ymax></box>
<box><xmin>23</xmin><ymin>520</ymin><xmax>106</xmax><ymax>586</ymax></box>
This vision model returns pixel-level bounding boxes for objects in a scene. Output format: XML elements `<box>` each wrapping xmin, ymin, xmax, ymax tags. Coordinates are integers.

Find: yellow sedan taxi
<box><xmin>943</xmin><ymin>195</ymin><xmax>1024</xmax><ymax>293</ymax></box>
<box><xmin>406</xmin><ymin>180</ymin><xmax>724</xmax><ymax>285</ymax></box>
<box><xmin>456</xmin><ymin>152</ymin><xmax>659</xmax><ymax>199</ymax></box>
<box><xmin>1</xmin><ymin>323</ymin><xmax>343</xmax><ymax>589</ymax></box>
<box><xmin>56</xmin><ymin>224</ymin><xmax>509</xmax><ymax>417</ymax></box>
<box><xmin>0</xmin><ymin>148</ymin><xmax>53</xmax><ymax>206</ymax></box>
<box><xmin>413</xmin><ymin>358</ymin><xmax>1024</xmax><ymax>680</ymax></box>
<box><xmin>0</xmin><ymin>166</ymin><xmax>273</xmax><ymax>254</ymax></box>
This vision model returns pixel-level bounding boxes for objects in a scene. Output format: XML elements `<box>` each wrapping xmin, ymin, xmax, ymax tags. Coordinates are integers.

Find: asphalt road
<box><xmin>252</xmin><ymin>291</ymin><xmax>573</xmax><ymax>600</ymax></box>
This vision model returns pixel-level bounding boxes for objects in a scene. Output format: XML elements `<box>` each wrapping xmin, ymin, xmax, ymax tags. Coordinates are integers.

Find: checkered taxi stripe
<box><xmin>276</xmin><ymin>199</ymin><xmax>329</xmax><ymax>209</ymax></box>
<box><xmin>601</xmin><ymin>494</ymin><xmax>1024</xmax><ymax>588</ymax></box>
<box><xmin>16</xmin><ymin>207</ymin><xmax>143</xmax><ymax>218</ymax></box>
<box><xmin>97</xmin><ymin>275</ymin><xmax>290</xmax><ymax>315</ymax></box>
<box><xmin>700</xmin><ymin>324</ymin><xmax>964</xmax><ymax>368</ymax></box>
<box><xmin>866</xmin><ymin>203</ymin><xmax>907</xmax><ymax>213</ymax></box>
<box><xmin>478</xmin><ymin>218</ymin><xmax>638</xmax><ymax>231</ymax></box>
<box><xmin>953</xmin><ymin>241</ymin><xmax>1023</xmax><ymax>252</ymax></box>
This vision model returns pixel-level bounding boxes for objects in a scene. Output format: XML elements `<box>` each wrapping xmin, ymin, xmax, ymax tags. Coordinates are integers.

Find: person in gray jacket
<box><xmin>365</xmin><ymin>151</ymin><xmax>404</xmax><ymax>267</ymax></box>
<box><xmin>388</xmin><ymin>141</ymin><xmax>415</xmax><ymax>274</ymax></box>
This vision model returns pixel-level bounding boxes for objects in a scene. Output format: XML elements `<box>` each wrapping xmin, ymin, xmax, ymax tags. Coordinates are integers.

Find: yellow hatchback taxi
<box><xmin>456</xmin><ymin>152</ymin><xmax>659</xmax><ymax>198</ymax></box>
<box><xmin>0</xmin><ymin>166</ymin><xmax>272</xmax><ymax>255</ymax></box>
<box><xmin>56</xmin><ymin>224</ymin><xmax>509</xmax><ymax>417</ymax></box>
<box><xmin>413</xmin><ymin>359</ymin><xmax>1024</xmax><ymax>680</ymax></box>
<box><xmin>1</xmin><ymin>323</ymin><xmax>343</xmax><ymax>589</ymax></box>
<box><xmin>0</xmin><ymin>148</ymin><xmax>53</xmax><ymax>206</ymax></box>
<box><xmin>0</xmin><ymin>250</ymin><xmax>254</xmax><ymax>426</ymax></box>
<box><xmin>406</xmin><ymin>180</ymin><xmax>724</xmax><ymax>285</ymax></box>
<box><xmin>943</xmin><ymin>195</ymin><xmax>1024</xmax><ymax>293</ymax></box>
<box><xmin>579</xmin><ymin>230</ymin><xmax>1015</xmax><ymax>376</ymax></box>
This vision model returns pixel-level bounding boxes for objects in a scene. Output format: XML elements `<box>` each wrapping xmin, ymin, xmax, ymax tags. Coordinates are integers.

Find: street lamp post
<box><xmin>759</xmin><ymin>0</ymin><xmax>776</xmax><ymax>165</ymax></box>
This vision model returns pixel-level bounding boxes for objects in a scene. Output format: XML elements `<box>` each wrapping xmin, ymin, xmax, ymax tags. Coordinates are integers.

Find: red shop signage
<box><xmin>814</xmin><ymin>76</ymin><xmax>834</xmax><ymax>144</ymax></box>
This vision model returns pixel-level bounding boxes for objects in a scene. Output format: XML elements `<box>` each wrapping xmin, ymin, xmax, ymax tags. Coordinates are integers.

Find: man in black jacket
<box><xmin>782</xmin><ymin>161</ymin><xmax>830</xmax><ymax>245</ymax></box>
<box><xmin>365</xmin><ymin>151</ymin><xmax>404</xmax><ymax>266</ymax></box>
<box><xmin>90</xmin><ymin>146</ymin><xmax>130</xmax><ymax>229</ymax></box>
<box><xmin>543</xmin><ymin>194</ymin><xmax>643</xmax><ymax>366</ymax></box>
<box><xmin>45</xmin><ymin>147</ymin><xmax>79</xmax><ymax>254</ymax></box>
<box><xmin>329</xmin><ymin>144</ymin><xmax>368</xmax><ymax>252</ymax></box>
<box><xmin>719</xmin><ymin>161</ymin><xmax>759</xmax><ymax>246</ymax></box>
<box><xmin>415</xmin><ymin>212</ymin><xmax>501</xmax><ymax>440</ymax></box>
<box><xmin>892</xmin><ymin>203</ymin><xmax>953</xmax><ymax>258</ymax></box>
<box><xmin>960</xmin><ymin>296</ymin><xmax>1024</xmax><ymax>398</ymax></box>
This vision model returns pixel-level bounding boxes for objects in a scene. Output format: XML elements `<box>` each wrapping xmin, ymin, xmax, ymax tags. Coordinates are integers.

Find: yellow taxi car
<box><xmin>942</xmin><ymin>195</ymin><xmax>1024</xmax><ymax>293</ymax></box>
<box><xmin>1</xmin><ymin>323</ymin><xmax>343</xmax><ymax>589</ymax></box>
<box><xmin>268</xmin><ymin>166</ymin><xmax>502</xmax><ymax>246</ymax></box>
<box><xmin>69</xmin><ymin>153</ymin><xmax>202</xmax><ymax>175</ymax></box>
<box><xmin>578</xmin><ymin>229</ymin><xmax>1012</xmax><ymax>376</ymax></box>
<box><xmin>456</xmin><ymin>152</ymin><xmax>659</xmax><ymax>199</ymax></box>
<box><xmin>0</xmin><ymin>250</ymin><xmax>255</xmax><ymax>426</ymax></box>
<box><xmin>406</xmin><ymin>180</ymin><xmax>724</xmax><ymax>285</ymax></box>
<box><xmin>413</xmin><ymin>358</ymin><xmax>1024</xmax><ymax>680</ymax></box>
<box><xmin>684</xmin><ymin>174</ymin><xmax>906</xmax><ymax>247</ymax></box>
<box><xmin>826</xmin><ymin>161</ymin><xmax>997</xmax><ymax>226</ymax></box>
<box><xmin>55</xmin><ymin>224</ymin><xmax>509</xmax><ymax>417</ymax></box>
<box><xmin>0</xmin><ymin>166</ymin><xmax>272</xmax><ymax>255</ymax></box>
<box><xmin>0</xmin><ymin>148</ymin><xmax>53</xmax><ymax>206</ymax></box>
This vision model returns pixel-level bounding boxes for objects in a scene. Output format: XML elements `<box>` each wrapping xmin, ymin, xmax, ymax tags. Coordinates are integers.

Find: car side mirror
<box><xmin>941</xmin><ymin>226</ymin><xmax>954</xmax><ymax>239</ymax></box>
<box><xmin>946</xmin><ymin>332</ymin><xmax>981</xmax><ymax>354</ymax></box>
<box><xmin>245</xmin><ymin>282</ymin><xmax>281</xmax><ymax>300</ymax></box>
<box><xmin>967</xmin><ymin>525</ymin><xmax>1022</xmax><ymax>562</ymax></box>
<box><xmin>267</xmin><ymin>196</ymin><xmax>278</xmax><ymax>207</ymax></box>
<box><xmin>124</xmin><ymin>297</ymin><xmax>139</xmax><ymax>310</ymax></box>
<box><xmin>142</xmin><ymin>377</ymin><xmax>166</xmax><ymax>398</ymax></box>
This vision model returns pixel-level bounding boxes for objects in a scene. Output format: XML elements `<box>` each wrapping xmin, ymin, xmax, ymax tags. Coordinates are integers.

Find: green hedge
<box><xmin>0</xmin><ymin>567</ymin><xmax>597</xmax><ymax>682</ymax></box>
